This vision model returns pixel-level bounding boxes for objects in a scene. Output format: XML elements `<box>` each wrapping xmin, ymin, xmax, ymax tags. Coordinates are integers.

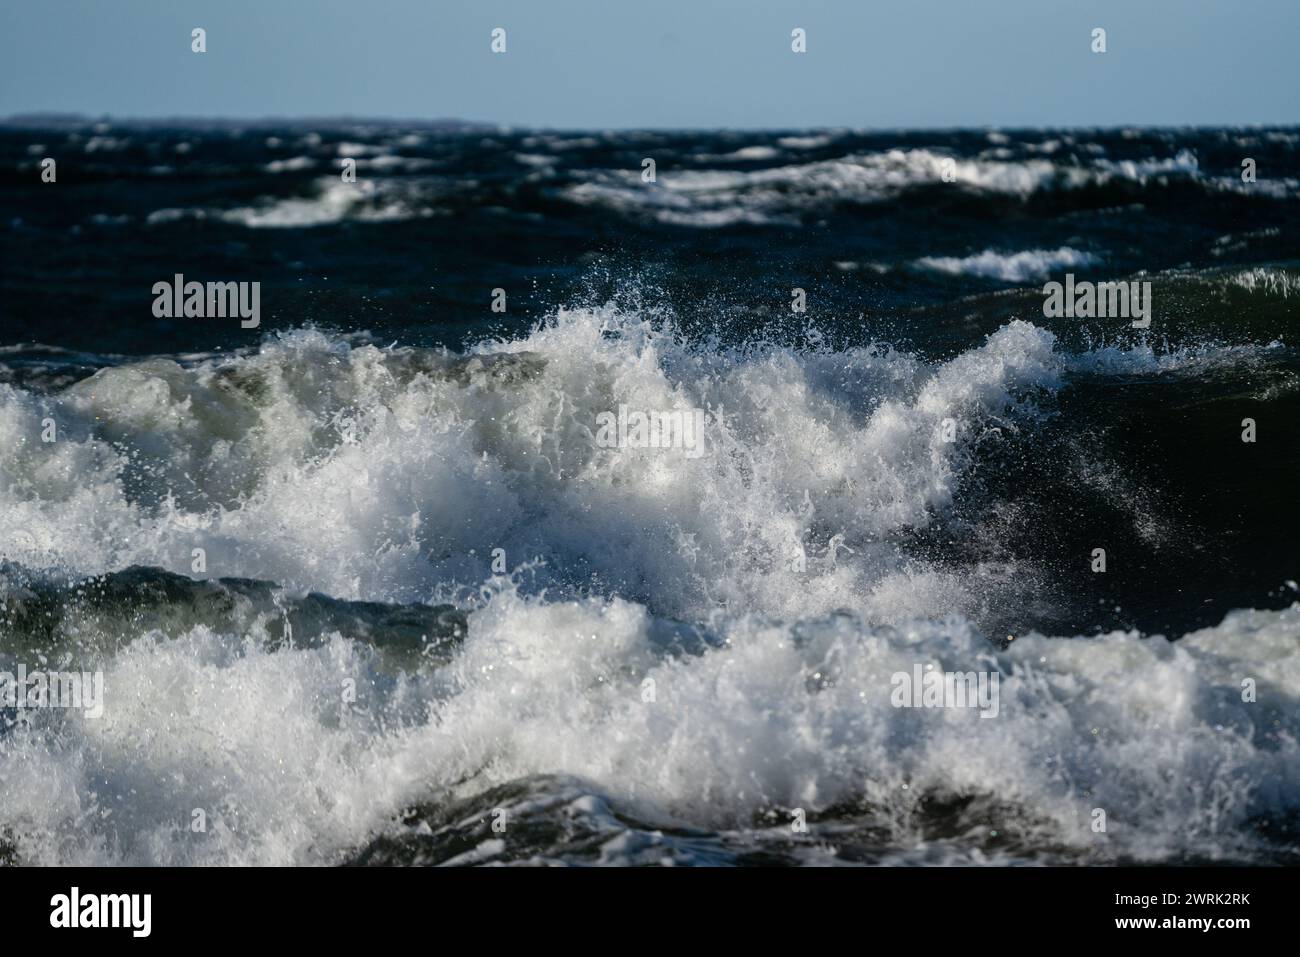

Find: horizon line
<box><xmin>3</xmin><ymin>112</ymin><xmax>1298</xmax><ymax>134</ymax></box>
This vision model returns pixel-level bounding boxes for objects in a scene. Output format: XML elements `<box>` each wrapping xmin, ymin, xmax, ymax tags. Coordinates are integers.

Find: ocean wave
<box><xmin>551</xmin><ymin>145</ymin><xmax>1272</xmax><ymax>227</ymax></box>
<box><xmin>145</xmin><ymin>177</ymin><xmax>444</xmax><ymax>229</ymax></box>
<box><xmin>221</xmin><ymin>179</ymin><xmax>433</xmax><ymax>228</ymax></box>
<box><xmin>1</xmin><ymin>308</ymin><xmax>1289</xmax><ymax>608</ymax></box>
<box><xmin>79</xmin><ymin>130</ymin><xmax>1296</xmax><ymax>231</ymax></box>
<box><xmin>559</xmin><ymin>149</ymin><xmax>1091</xmax><ymax>226</ymax></box>
<box><xmin>914</xmin><ymin>247</ymin><xmax>1100</xmax><ymax>282</ymax></box>
<box><xmin>1094</xmin><ymin>148</ymin><xmax>1201</xmax><ymax>181</ymax></box>
<box><xmin>1229</xmin><ymin>267</ymin><xmax>1300</xmax><ymax>298</ymax></box>
<box><xmin>0</xmin><ymin>311</ymin><xmax>1064</xmax><ymax>618</ymax></box>
<box><xmin>2</xmin><ymin>576</ymin><xmax>1296</xmax><ymax>865</ymax></box>
<box><xmin>1</xmin><ymin>304</ymin><xmax>1297</xmax><ymax>865</ymax></box>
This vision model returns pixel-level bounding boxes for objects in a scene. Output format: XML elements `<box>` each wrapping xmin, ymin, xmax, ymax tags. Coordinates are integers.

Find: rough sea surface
<box><xmin>1</xmin><ymin>122</ymin><xmax>1298</xmax><ymax>865</ymax></box>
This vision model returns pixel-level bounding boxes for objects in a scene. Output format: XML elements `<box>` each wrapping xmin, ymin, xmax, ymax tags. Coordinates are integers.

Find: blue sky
<box><xmin>2</xmin><ymin>0</ymin><xmax>1296</xmax><ymax>128</ymax></box>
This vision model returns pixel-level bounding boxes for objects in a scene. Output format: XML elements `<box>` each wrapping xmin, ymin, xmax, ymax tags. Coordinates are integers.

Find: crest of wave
<box><xmin>0</xmin><ymin>307</ymin><xmax>1062</xmax><ymax>624</ymax></box>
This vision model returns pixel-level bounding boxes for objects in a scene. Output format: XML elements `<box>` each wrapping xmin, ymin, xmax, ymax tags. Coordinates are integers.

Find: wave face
<box><xmin>1</xmin><ymin>124</ymin><xmax>1299</xmax><ymax>865</ymax></box>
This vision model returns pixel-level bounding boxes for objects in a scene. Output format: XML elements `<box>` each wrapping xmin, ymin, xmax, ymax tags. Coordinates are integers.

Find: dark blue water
<box><xmin>3</xmin><ymin>122</ymin><xmax>1298</xmax><ymax>355</ymax></box>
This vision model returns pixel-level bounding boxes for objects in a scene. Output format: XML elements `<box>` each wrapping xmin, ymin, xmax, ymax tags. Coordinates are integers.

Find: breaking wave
<box><xmin>2</xmin><ymin>303</ymin><xmax>1298</xmax><ymax>865</ymax></box>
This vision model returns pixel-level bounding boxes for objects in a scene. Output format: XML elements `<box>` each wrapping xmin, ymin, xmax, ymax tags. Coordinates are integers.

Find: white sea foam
<box><xmin>0</xmin><ymin>312</ymin><xmax>1065</xmax><ymax>617</ymax></box>
<box><xmin>264</xmin><ymin>156</ymin><xmax>316</xmax><ymax>173</ymax></box>
<box><xmin>716</xmin><ymin>145</ymin><xmax>781</xmax><ymax>161</ymax></box>
<box><xmin>561</xmin><ymin>149</ymin><xmax>1109</xmax><ymax>226</ymax></box>
<box><xmin>221</xmin><ymin>179</ymin><xmax>423</xmax><ymax>228</ymax></box>
<box><xmin>915</xmin><ymin>247</ymin><xmax>1100</xmax><ymax>282</ymax></box>
<box><xmin>776</xmin><ymin>135</ymin><xmax>835</xmax><ymax>150</ymax></box>
<box><xmin>1229</xmin><ymin>268</ymin><xmax>1300</xmax><ymax>298</ymax></box>
<box><xmin>1</xmin><ymin>582</ymin><xmax>1295</xmax><ymax>865</ymax></box>
<box><xmin>1</xmin><ymin>308</ymin><xmax>1296</xmax><ymax>864</ymax></box>
<box><xmin>1095</xmin><ymin>149</ymin><xmax>1200</xmax><ymax>181</ymax></box>
<box><xmin>556</xmin><ymin>144</ymin><xmax>1268</xmax><ymax>229</ymax></box>
<box><xmin>0</xmin><ymin>311</ymin><xmax>1281</xmax><ymax>612</ymax></box>
<box><xmin>144</xmin><ymin>177</ymin><xmax>443</xmax><ymax>229</ymax></box>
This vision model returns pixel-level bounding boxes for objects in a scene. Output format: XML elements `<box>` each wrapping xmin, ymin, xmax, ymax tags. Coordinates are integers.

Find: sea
<box><xmin>1</xmin><ymin>120</ymin><xmax>1298</xmax><ymax>865</ymax></box>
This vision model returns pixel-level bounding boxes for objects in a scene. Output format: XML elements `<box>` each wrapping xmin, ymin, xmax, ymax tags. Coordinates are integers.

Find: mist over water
<box><xmin>1</xmin><ymin>123</ymin><xmax>1299</xmax><ymax>865</ymax></box>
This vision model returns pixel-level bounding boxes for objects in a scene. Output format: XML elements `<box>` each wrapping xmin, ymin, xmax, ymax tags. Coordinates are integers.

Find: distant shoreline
<box><xmin>0</xmin><ymin>113</ymin><xmax>496</xmax><ymax>131</ymax></box>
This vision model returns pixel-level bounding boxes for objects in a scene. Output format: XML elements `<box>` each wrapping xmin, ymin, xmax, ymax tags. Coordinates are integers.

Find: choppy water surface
<box><xmin>1</xmin><ymin>123</ymin><xmax>1298</xmax><ymax>864</ymax></box>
